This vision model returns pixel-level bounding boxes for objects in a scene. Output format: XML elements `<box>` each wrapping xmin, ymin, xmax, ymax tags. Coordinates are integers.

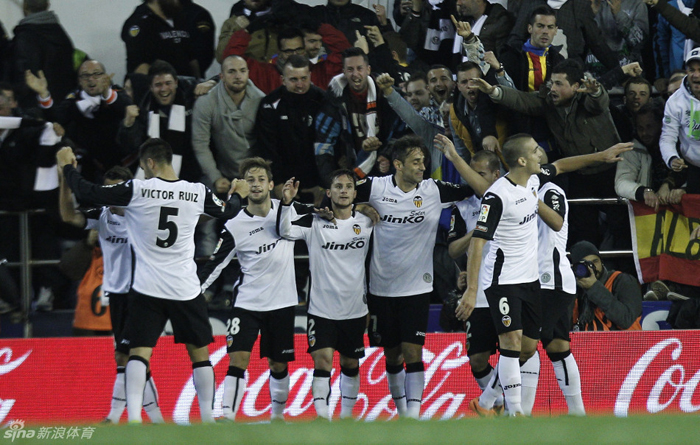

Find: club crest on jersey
<box><xmin>478</xmin><ymin>204</ymin><xmax>490</xmax><ymax>223</ymax></box>
<box><xmin>413</xmin><ymin>196</ymin><xmax>423</xmax><ymax>208</ymax></box>
<box><xmin>502</xmin><ymin>315</ymin><xmax>512</xmax><ymax>327</ymax></box>
<box><xmin>226</xmin><ymin>335</ymin><xmax>233</xmax><ymax>348</ymax></box>
<box><xmin>308</xmin><ymin>335</ymin><xmax>316</xmax><ymax>347</ymax></box>
<box><xmin>423</xmin><ymin>273</ymin><xmax>432</xmax><ymax>283</ymax></box>
<box><xmin>541</xmin><ymin>272</ymin><xmax>551</xmax><ymax>283</ymax></box>
<box><xmin>129</xmin><ymin>25</ymin><xmax>140</xmax><ymax>37</ymax></box>
<box><xmin>353</xmin><ymin>224</ymin><xmax>361</xmax><ymax>235</ymax></box>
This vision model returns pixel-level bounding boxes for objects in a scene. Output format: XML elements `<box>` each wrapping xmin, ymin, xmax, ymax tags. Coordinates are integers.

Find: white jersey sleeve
<box><xmin>537</xmin><ymin>182</ymin><xmax>576</xmax><ymax>294</ymax></box>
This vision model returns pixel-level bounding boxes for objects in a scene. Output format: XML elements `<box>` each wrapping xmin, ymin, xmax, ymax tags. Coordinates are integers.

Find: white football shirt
<box><xmin>200</xmin><ymin>200</ymin><xmax>297</xmax><ymax>312</ymax></box>
<box><xmin>84</xmin><ymin>207</ymin><xmax>132</xmax><ymax>294</ymax></box>
<box><xmin>356</xmin><ymin>175</ymin><xmax>474</xmax><ymax>297</ymax></box>
<box><xmin>537</xmin><ymin>181</ymin><xmax>576</xmax><ymax>294</ymax></box>
<box><xmin>279</xmin><ymin>203</ymin><xmax>373</xmax><ymax>320</ymax></box>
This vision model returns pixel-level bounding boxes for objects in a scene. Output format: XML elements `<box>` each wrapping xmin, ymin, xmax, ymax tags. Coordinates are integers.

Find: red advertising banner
<box><xmin>628</xmin><ymin>196</ymin><xmax>700</xmax><ymax>286</ymax></box>
<box><xmin>1</xmin><ymin>331</ymin><xmax>700</xmax><ymax>424</ymax></box>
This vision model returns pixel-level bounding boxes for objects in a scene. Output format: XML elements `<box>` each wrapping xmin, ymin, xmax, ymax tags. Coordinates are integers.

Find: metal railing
<box><xmin>0</xmin><ymin>197</ymin><xmax>634</xmax><ymax>338</ymax></box>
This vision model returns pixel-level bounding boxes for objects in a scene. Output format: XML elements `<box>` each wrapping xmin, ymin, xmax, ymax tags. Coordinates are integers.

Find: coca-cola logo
<box><xmin>0</xmin><ymin>348</ymin><xmax>32</xmax><ymax>424</ymax></box>
<box><xmin>615</xmin><ymin>338</ymin><xmax>700</xmax><ymax>416</ymax></box>
<box><xmin>172</xmin><ymin>342</ymin><xmax>470</xmax><ymax>424</ymax></box>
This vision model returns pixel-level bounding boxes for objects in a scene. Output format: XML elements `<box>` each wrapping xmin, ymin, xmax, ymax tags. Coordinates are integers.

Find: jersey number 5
<box><xmin>157</xmin><ymin>206</ymin><xmax>179</xmax><ymax>248</ymax></box>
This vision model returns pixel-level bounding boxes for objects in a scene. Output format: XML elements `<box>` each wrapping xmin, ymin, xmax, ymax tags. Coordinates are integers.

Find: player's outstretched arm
<box><xmin>552</xmin><ymin>142</ymin><xmax>633</xmax><ymax>175</ymax></box>
<box><xmin>58</xmin><ymin>147</ymin><xmax>133</xmax><ymax>207</ymax></box>
<box><xmin>434</xmin><ymin>133</ymin><xmax>490</xmax><ymax>196</ymax></box>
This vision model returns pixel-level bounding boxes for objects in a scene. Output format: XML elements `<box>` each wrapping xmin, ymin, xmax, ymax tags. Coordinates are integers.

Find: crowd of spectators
<box><xmin>0</xmin><ymin>0</ymin><xmax>699</xmax><ymax>328</ymax></box>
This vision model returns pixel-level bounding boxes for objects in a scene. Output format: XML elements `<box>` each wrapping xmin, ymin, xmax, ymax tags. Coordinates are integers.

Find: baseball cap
<box><xmin>686</xmin><ymin>47</ymin><xmax>700</xmax><ymax>65</ymax></box>
<box><xmin>569</xmin><ymin>241</ymin><xmax>600</xmax><ymax>264</ymax></box>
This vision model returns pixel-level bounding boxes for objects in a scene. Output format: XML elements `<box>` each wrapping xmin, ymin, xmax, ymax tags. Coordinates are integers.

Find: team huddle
<box><xmin>55</xmin><ymin>128</ymin><xmax>629</xmax><ymax>422</ymax></box>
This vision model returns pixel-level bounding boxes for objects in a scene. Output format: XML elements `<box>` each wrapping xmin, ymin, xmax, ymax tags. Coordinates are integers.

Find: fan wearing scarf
<box><xmin>25</xmin><ymin>60</ymin><xmax>132</xmax><ymax>182</ymax></box>
<box><xmin>314</xmin><ymin>47</ymin><xmax>406</xmax><ymax>188</ymax></box>
<box><xmin>117</xmin><ymin>60</ymin><xmax>202</xmax><ymax>184</ymax></box>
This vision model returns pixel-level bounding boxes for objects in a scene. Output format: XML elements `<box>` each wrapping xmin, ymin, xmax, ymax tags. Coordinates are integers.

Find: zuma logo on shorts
<box><xmin>502</xmin><ymin>315</ymin><xmax>512</xmax><ymax>327</ymax></box>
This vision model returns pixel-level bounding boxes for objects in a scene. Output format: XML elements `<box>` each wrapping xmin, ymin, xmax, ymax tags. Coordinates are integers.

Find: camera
<box><xmin>573</xmin><ymin>260</ymin><xmax>595</xmax><ymax>278</ymax></box>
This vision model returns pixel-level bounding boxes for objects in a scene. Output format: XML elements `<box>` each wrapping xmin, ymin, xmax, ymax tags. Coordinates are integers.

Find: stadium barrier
<box><xmin>1</xmin><ymin>330</ymin><xmax>699</xmax><ymax>424</ymax></box>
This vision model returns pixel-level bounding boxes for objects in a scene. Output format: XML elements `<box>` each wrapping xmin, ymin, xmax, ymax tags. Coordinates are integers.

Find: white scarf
<box><xmin>328</xmin><ymin>74</ymin><xmax>379</xmax><ymax>176</ymax></box>
<box><xmin>547</xmin><ymin>0</ymin><xmax>567</xmax><ymax>10</ymax></box>
<box><xmin>76</xmin><ymin>90</ymin><xmax>102</xmax><ymax>119</ymax></box>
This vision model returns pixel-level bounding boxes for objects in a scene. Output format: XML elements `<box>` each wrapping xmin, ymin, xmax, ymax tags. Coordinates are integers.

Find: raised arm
<box><xmin>434</xmin><ymin>133</ymin><xmax>489</xmax><ymax>196</ymax></box>
<box><xmin>552</xmin><ymin>142</ymin><xmax>633</xmax><ymax>175</ymax></box>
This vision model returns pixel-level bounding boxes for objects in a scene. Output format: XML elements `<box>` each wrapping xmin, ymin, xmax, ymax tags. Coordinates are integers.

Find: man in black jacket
<box><xmin>11</xmin><ymin>0</ymin><xmax>76</xmax><ymax>108</ymax></box>
<box><xmin>255</xmin><ymin>55</ymin><xmax>326</xmax><ymax>205</ymax></box>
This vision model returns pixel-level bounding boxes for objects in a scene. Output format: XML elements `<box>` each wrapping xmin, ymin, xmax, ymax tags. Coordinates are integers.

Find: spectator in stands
<box><xmin>25</xmin><ymin>60</ymin><xmax>133</xmax><ymax>182</ymax></box>
<box><xmin>615</xmin><ymin>103</ymin><xmax>686</xmax><ymax>209</ymax></box>
<box><xmin>427</xmin><ymin>65</ymin><xmax>455</xmax><ymax>108</ymax></box>
<box><xmin>654</xmin><ymin>0</ymin><xmax>694</xmax><ymax>78</ymax></box>
<box><xmin>570</xmin><ymin>241</ymin><xmax>642</xmax><ymax>331</ymax></box>
<box><xmin>665</xmin><ymin>69</ymin><xmax>687</xmax><ymax>100</ymax></box>
<box><xmin>315</xmin><ymin>47</ymin><xmax>404</xmax><ymax>187</ymax></box>
<box><xmin>0</xmin><ymin>21</ymin><xmax>9</xmax><ymax>83</ymax></box>
<box><xmin>610</xmin><ymin>77</ymin><xmax>653</xmax><ymax>143</ymax></box>
<box><xmin>181</xmin><ymin>0</ymin><xmax>216</xmax><ymax>75</ymax></box>
<box><xmin>11</xmin><ymin>0</ymin><xmax>76</xmax><ymax>108</ymax></box>
<box><xmin>404</xmin><ymin>73</ymin><xmax>432</xmax><ymax>112</ymax></box>
<box><xmin>216</xmin><ymin>0</ymin><xmax>311</xmax><ymax>65</ymax></box>
<box><xmin>660</xmin><ymin>48</ymin><xmax>700</xmax><ymax>193</ymax></box>
<box><xmin>117</xmin><ymin>61</ymin><xmax>201</xmax><ymax>183</ymax></box>
<box><xmin>587</xmin><ymin>0</ymin><xmax>649</xmax><ymax>79</ymax></box>
<box><xmin>192</xmin><ymin>55</ymin><xmax>264</xmax><ymax>194</ymax></box>
<box><xmin>255</xmin><ymin>55</ymin><xmax>325</xmax><ymax>205</ymax></box>
<box><xmin>312</xmin><ymin>0</ymin><xmax>387</xmax><ymax>45</ymax></box>
<box><xmin>508</xmin><ymin>0</ymin><xmax>620</xmax><ymax>73</ymax></box>
<box><xmin>647</xmin><ymin>0</ymin><xmax>700</xmax><ymax>47</ymax></box>
<box><xmin>121</xmin><ymin>0</ymin><xmax>200</xmax><ymax>78</ymax></box>
<box><xmin>453</xmin><ymin>0</ymin><xmax>514</xmax><ymax>64</ymax></box>
<box><xmin>399</xmin><ymin>0</ymin><xmax>455</xmax><ymax>69</ymax></box>
<box><xmin>470</xmin><ymin>58</ymin><xmax>624</xmax><ymax>248</ymax></box>
<box><xmin>449</xmin><ymin>62</ymin><xmax>506</xmax><ymax>164</ymax></box>
<box><xmin>223</xmin><ymin>25</ymin><xmax>349</xmax><ymax>94</ymax></box>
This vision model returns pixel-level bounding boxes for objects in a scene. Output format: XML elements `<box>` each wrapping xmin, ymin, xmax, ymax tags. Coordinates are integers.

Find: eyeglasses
<box><xmin>79</xmin><ymin>72</ymin><xmax>105</xmax><ymax>80</ymax></box>
<box><xmin>280</xmin><ymin>47</ymin><xmax>305</xmax><ymax>56</ymax></box>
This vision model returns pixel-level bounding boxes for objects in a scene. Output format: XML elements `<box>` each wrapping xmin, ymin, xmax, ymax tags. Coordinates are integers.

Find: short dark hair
<box><xmin>551</xmin><ymin>59</ymin><xmax>583</xmax><ymax>86</ymax></box>
<box><xmin>623</xmin><ymin>77</ymin><xmax>652</xmax><ymax>96</ymax></box>
<box><xmin>635</xmin><ymin>102</ymin><xmax>664</xmax><ymax>123</ymax></box>
<box><xmin>148</xmin><ymin>60</ymin><xmax>178</xmax><ymax>84</ymax></box>
<box><xmin>471</xmin><ymin>150</ymin><xmax>501</xmax><ymax>172</ymax></box>
<box><xmin>456</xmin><ymin>61</ymin><xmax>482</xmax><ymax>77</ymax></box>
<box><xmin>103</xmin><ymin>166</ymin><xmax>134</xmax><ymax>182</ymax></box>
<box><xmin>239</xmin><ymin>157</ymin><xmax>273</xmax><ymax>181</ymax></box>
<box><xmin>139</xmin><ymin>138</ymin><xmax>173</xmax><ymax>165</ymax></box>
<box><xmin>669</xmin><ymin>69</ymin><xmax>687</xmax><ymax>83</ymax></box>
<box><xmin>329</xmin><ymin>169</ymin><xmax>356</xmax><ymax>188</ymax></box>
<box><xmin>501</xmin><ymin>133</ymin><xmax>533</xmax><ymax>169</ymax></box>
<box><xmin>529</xmin><ymin>5</ymin><xmax>556</xmax><ymax>26</ymax></box>
<box><xmin>24</xmin><ymin>0</ymin><xmax>48</xmax><ymax>14</ymax></box>
<box><xmin>382</xmin><ymin>31</ymin><xmax>408</xmax><ymax>63</ymax></box>
<box><xmin>407</xmin><ymin>72</ymin><xmax>428</xmax><ymax>86</ymax></box>
<box><xmin>277</xmin><ymin>27</ymin><xmax>305</xmax><ymax>49</ymax></box>
<box><xmin>282</xmin><ymin>54</ymin><xmax>310</xmax><ymax>72</ymax></box>
<box><xmin>342</xmin><ymin>47</ymin><xmax>369</xmax><ymax>65</ymax></box>
<box><xmin>391</xmin><ymin>134</ymin><xmax>427</xmax><ymax>165</ymax></box>
<box><xmin>428</xmin><ymin>64</ymin><xmax>453</xmax><ymax>77</ymax></box>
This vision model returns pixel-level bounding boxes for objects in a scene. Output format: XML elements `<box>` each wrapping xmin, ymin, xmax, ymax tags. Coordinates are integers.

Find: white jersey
<box><xmin>200</xmin><ymin>200</ymin><xmax>297</xmax><ymax>312</ymax></box>
<box><xmin>448</xmin><ymin>196</ymin><xmax>489</xmax><ymax>308</ymax></box>
<box><xmin>356</xmin><ymin>175</ymin><xmax>474</xmax><ymax>297</ymax></box>
<box><xmin>473</xmin><ymin>166</ymin><xmax>556</xmax><ymax>289</ymax></box>
<box><xmin>84</xmin><ymin>207</ymin><xmax>132</xmax><ymax>294</ymax></box>
<box><xmin>537</xmin><ymin>182</ymin><xmax>576</xmax><ymax>294</ymax></box>
<box><xmin>279</xmin><ymin>202</ymin><xmax>373</xmax><ymax>320</ymax></box>
<box><xmin>63</xmin><ymin>166</ymin><xmax>242</xmax><ymax>301</ymax></box>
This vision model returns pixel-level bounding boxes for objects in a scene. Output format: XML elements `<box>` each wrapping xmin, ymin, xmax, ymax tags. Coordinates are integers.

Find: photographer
<box><xmin>570</xmin><ymin>241</ymin><xmax>642</xmax><ymax>331</ymax></box>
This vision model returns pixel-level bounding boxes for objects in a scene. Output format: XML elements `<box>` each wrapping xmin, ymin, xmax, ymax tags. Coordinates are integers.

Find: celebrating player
<box><xmin>277</xmin><ymin>170</ymin><xmax>374</xmax><ymax>420</ymax></box>
<box><xmin>199</xmin><ymin>158</ymin><xmax>297</xmax><ymax>422</ymax></box>
<box><xmin>57</xmin><ymin>138</ymin><xmax>248</xmax><ymax>424</ymax></box>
